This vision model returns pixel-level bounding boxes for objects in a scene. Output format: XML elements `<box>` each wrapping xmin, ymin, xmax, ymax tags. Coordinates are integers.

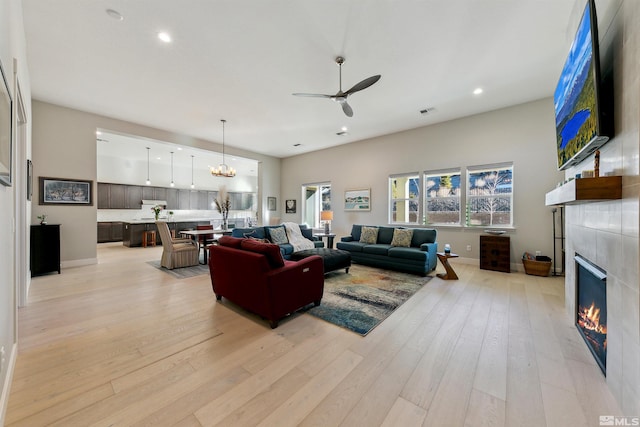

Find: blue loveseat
<box><xmin>231</xmin><ymin>224</ymin><xmax>323</xmax><ymax>260</ymax></box>
<box><xmin>336</xmin><ymin>224</ymin><xmax>437</xmax><ymax>276</ymax></box>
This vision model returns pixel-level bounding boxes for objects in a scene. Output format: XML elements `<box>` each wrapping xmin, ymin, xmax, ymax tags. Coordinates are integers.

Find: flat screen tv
<box><xmin>554</xmin><ymin>0</ymin><xmax>612</xmax><ymax>171</ymax></box>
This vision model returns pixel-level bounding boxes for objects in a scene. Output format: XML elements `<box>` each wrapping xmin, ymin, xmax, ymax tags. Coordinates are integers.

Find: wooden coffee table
<box><xmin>437</xmin><ymin>252</ymin><xmax>459</xmax><ymax>280</ymax></box>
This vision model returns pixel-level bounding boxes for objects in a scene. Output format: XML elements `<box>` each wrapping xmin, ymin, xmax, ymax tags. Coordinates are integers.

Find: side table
<box><xmin>437</xmin><ymin>252</ymin><xmax>459</xmax><ymax>280</ymax></box>
<box><xmin>313</xmin><ymin>233</ymin><xmax>336</xmax><ymax>249</ymax></box>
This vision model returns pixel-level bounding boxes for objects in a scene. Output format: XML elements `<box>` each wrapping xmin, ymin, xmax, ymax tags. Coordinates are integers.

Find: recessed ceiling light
<box><xmin>420</xmin><ymin>107</ymin><xmax>436</xmax><ymax>115</ymax></box>
<box><xmin>293</xmin><ymin>143</ymin><xmax>301</xmax><ymax>147</ymax></box>
<box><xmin>106</xmin><ymin>9</ymin><xmax>124</xmax><ymax>21</ymax></box>
<box><xmin>157</xmin><ymin>32</ymin><xmax>172</xmax><ymax>43</ymax></box>
<box><xmin>473</xmin><ymin>88</ymin><xmax>483</xmax><ymax>95</ymax></box>
<box><xmin>96</xmin><ymin>130</ymin><xmax>102</xmax><ymax>136</ymax></box>
<box><xmin>341</xmin><ymin>126</ymin><xmax>348</xmax><ymax>132</ymax></box>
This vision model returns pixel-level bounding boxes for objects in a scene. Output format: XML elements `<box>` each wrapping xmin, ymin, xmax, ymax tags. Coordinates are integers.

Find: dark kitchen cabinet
<box><xmin>166</xmin><ymin>188</ymin><xmax>179</xmax><ymax>210</ymax></box>
<box><xmin>142</xmin><ymin>186</ymin><xmax>155</xmax><ymax>200</ymax></box>
<box><xmin>125</xmin><ymin>186</ymin><xmax>143</xmax><ymax>209</ymax></box>
<box><xmin>98</xmin><ymin>183</ymin><xmax>110</xmax><ymax>209</ymax></box>
<box><xmin>97</xmin><ymin>222</ymin><xmax>124</xmax><ymax>243</ymax></box>
<box><xmin>31</xmin><ymin>224</ymin><xmax>61</xmax><ymax>276</ymax></box>
<box><xmin>109</xmin><ymin>184</ymin><xmax>126</xmax><ymax>209</ymax></box>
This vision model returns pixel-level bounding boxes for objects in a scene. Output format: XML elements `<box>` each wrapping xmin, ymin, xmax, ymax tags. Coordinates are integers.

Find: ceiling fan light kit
<box><xmin>293</xmin><ymin>56</ymin><xmax>381</xmax><ymax>117</ymax></box>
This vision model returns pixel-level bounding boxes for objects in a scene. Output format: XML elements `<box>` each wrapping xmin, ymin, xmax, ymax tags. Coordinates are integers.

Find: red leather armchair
<box><xmin>208</xmin><ymin>236</ymin><xmax>324</xmax><ymax>328</ymax></box>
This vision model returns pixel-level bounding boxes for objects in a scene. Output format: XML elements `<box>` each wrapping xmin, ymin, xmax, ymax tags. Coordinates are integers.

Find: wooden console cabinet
<box><xmin>31</xmin><ymin>224</ymin><xmax>61</xmax><ymax>276</ymax></box>
<box><xmin>480</xmin><ymin>235</ymin><xmax>510</xmax><ymax>273</ymax></box>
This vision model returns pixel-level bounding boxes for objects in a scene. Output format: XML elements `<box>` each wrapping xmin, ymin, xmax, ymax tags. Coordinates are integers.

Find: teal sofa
<box><xmin>336</xmin><ymin>224</ymin><xmax>437</xmax><ymax>276</ymax></box>
<box><xmin>231</xmin><ymin>224</ymin><xmax>323</xmax><ymax>259</ymax></box>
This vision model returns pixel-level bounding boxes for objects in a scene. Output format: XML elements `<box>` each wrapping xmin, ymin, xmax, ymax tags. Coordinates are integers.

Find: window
<box><xmin>301</xmin><ymin>183</ymin><xmax>331</xmax><ymax>228</ymax></box>
<box><xmin>466</xmin><ymin>163</ymin><xmax>513</xmax><ymax>227</ymax></box>
<box><xmin>424</xmin><ymin>169</ymin><xmax>461</xmax><ymax>225</ymax></box>
<box><xmin>389</xmin><ymin>174</ymin><xmax>420</xmax><ymax>224</ymax></box>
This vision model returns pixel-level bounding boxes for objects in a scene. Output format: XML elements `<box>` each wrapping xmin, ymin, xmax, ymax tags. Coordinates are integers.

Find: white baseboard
<box><xmin>0</xmin><ymin>342</ymin><xmax>17</xmax><ymax>426</ymax></box>
<box><xmin>61</xmin><ymin>258</ymin><xmax>98</xmax><ymax>269</ymax></box>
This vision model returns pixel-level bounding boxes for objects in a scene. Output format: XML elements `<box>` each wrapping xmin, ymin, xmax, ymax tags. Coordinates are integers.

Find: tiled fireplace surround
<box><xmin>565</xmin><ymin>192</ymin><xmax>639</xmax><ymax>415</ymax></box>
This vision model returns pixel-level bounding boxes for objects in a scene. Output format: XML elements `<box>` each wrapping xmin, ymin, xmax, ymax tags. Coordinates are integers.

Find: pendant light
<box><xmin>210</xmin><ymin>119</ymin><xmax>236</xmax><ymax>177</ymax></box>
<box><xmin>170</xmin><ymin>151</ymin><xmax>175</xmax><ymax>187</ymax></box>
<box><xmin>145</xmin><ymin>147</ymin><xmax>151</xmax><ymax>185</ymax></box>
<box><xmin>190</xmin><ymin>155</ymin><xmax>195</xmax><ymax>189</ymax></box>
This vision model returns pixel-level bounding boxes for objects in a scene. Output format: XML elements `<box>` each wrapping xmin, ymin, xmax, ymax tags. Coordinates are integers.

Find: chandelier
<box><xmin>210</xmin><ymin>119</ymin><xmax>236</xmax><ymax>178</ymax></box>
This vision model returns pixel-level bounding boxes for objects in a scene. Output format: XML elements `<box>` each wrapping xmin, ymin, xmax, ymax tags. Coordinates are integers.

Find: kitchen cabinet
<box><xmin>108</xmin><ymin>184</ymin><xmax>126</xmax><ymax>209</ymax></box>
<box><xmin>97</xmin><ymin>222</ymin><xmax>124</xmax><ymax>243</ymax></box>
<box><xmin>31</xmin><ymin>224</ymin><xmax>61</xmax><ymax>276</ymax></box>
<box><xmin>98</xmin><ymin>183</ymin><xmax>110</xmax><ymax>208</ymax></box>
<box><xmin>166</xmin><ymin>188</ymin><xmax>179</xmax><ymax>210</ymax></box>
<box><xmin>125</xmin><ymin>186</ymin><xmax>143</xmax><ymax>209</ymax></box>
<box><xmin>178</xmin><ymin>189</ymin><xmax>190</xmax><ymax>209</ymax></box>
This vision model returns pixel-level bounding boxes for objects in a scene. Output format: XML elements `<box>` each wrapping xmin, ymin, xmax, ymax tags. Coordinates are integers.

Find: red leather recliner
<box><xmin>208</xmin><ymin>236</ymin><xmax>324</xmax><ymax>328</ymax></box>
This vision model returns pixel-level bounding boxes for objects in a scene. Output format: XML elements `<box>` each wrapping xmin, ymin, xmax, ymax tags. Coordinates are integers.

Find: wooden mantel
<box><xmin>545</xmin><ymin>176</ymin><xmax>622</xmax><ymax>206</ymax></box>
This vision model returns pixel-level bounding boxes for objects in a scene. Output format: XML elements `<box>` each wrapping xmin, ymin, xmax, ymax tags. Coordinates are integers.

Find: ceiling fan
<box><xmin>293</xmin><ymin>56</ymin><xmax>381</xmax><ymax>117</ymax></box>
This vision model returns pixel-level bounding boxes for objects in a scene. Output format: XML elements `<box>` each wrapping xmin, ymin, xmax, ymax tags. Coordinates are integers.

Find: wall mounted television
<box><xmin>554</xmin><ymin>0</ymin><xmax>613</xmax><ymax>171</ymax></box>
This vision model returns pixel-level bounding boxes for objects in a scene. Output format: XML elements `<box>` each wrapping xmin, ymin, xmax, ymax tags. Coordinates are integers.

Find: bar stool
<box><xmin>142</xmin><ymin>230</ymin><xmax>156</xmax><ymax>248</ymax></box>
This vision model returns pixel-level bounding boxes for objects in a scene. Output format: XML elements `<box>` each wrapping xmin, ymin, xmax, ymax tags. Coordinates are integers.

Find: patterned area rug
<box><xmin>306</xmin><ymin>264</ymin><xmax>431</xmax><ymax>336</ymax></box>
<box><xmin>147</xmin><ymin>260</ymin><xmax>210</xmax><ymax>279</ymax></box>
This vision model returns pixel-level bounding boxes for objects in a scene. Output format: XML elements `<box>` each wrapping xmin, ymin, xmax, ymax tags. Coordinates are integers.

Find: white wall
<box><xmin>281</xmin><ymin>98</ymin><xmax>564</xmax><ymax>269</ymax></box>
<box><xmin>32</xmin><ymin>101</ymin><xmax>281</xmax><ymax>266</ymax></box>
<box><xmin>0</xmin><ymin>0</ymin><xmax>32</xmax><ymax>422</ymax></box>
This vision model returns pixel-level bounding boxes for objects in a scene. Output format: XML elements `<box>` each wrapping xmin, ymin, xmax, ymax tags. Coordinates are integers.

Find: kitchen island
<box><xmin>122</xmin><ymin>219</ymin><xmax>214</xmax><ymax>247</ymax></box>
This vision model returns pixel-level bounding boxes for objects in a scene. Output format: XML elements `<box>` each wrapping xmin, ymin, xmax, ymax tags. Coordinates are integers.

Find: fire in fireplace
<box><xmin>575</xmin><ymin>254</ymin><xmax>607</xmax><ymax>375</ymax></box>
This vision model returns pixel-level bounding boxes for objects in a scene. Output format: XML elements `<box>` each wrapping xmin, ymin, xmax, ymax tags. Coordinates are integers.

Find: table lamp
<box><xmin>321</xmin><ymin>210</ymin><xmax>333</xmax><ymax>234</ymax></box>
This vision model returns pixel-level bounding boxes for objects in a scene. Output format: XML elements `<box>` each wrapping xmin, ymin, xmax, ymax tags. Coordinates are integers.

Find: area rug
<box><xmin>147</xmin><ymin>260</ymin><xmax>210</xmax><ymax>279</ymax></box>
<box><xmin>306</xmin><ymin>264</ymin><xmax>431</xmax><ymax>336</ymax></box>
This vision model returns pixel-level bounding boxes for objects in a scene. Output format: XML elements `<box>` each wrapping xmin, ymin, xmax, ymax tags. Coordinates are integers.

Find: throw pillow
<box><xmin>248</xmin><ymin>236</ymin><xmax>270</xmax><ymax>244</ymax></box>
<box><xmin>391</xmin><ymin>228</ymin><xmax>413</xmax><ymax>247</ymax></box>
<box><xmin>267</xmin><ymin>226</ymin><xmax>289</xmax><ymax>245</ymax></box>
<box><xmin>359</xmin><ymin>226</ymin><xmax>379</xmax><ymax>244</ymax></box>
<box><xmin>240</xmin><ymin>239</ymin><xmax>285</xmax><ymax>268</ymax></box>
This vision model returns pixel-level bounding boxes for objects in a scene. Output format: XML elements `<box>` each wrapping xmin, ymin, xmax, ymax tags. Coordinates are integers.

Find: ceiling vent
<box><xmin>420</xmin><ymin>107</ymin><xmax>436</xmax><ymax>115</ymax></box>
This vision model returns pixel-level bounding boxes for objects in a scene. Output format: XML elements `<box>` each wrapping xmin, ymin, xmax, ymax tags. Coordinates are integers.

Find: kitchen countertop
<box><xmin>122</xmin><ymin>218</ymin><xmax>215</xmax><ymax>224</ymax></box>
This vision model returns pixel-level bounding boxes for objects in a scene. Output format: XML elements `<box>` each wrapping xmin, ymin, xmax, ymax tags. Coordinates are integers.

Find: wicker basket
<box><xmin>523</xmin><ymin>259</ymin><xmax>552</xmax><ymax>277</ymax></box>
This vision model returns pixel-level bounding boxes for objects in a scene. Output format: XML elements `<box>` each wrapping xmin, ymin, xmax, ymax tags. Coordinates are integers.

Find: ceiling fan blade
<box><xmin>344</xmin><ymin>75</ymin><xmax>381</xmax><ymax>96</ymax></box>
<box><xmin>292</xmin><ymin>93</ymin><xmax>332</xmax><ymax>98</ymax></box>
<box><xmin>341</xmin><ymin>101</ymin><xmax>353</xmax><ymax>117</ymax></box>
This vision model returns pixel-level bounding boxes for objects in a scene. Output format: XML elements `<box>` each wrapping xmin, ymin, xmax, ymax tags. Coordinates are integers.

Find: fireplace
<box><xmin>575</xmin><ymin>254</ymin><xmax>607</xmax><ymax>375</ymax></box>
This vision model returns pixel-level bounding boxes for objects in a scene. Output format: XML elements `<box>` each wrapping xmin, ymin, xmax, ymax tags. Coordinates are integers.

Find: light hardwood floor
<box><xmin>6</xmin><ymin>242</ymin><xmax>621</xmax><ymax>426</ymax></box>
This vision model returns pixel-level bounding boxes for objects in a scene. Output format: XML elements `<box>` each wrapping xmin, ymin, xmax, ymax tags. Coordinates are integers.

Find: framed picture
<box><xmin>285</xmin><ymin>199</ymin><xmax>296</xmax><ymax>213</ymax></box>
<box><xmin>345</xmin><ymin>188</ymin><xmax>371</xmax><ymax>211</ymax></box>
<box><xmin>39</xmin><ymin>177</ymin><xmax>93</xmax><ymax>205</ymax></box>
<box><xmin>27</xmin><ymin>160</ymin><xmax>33</xmax><ymax>200</ymax></box>
<box><xmin>267</xmin><ymin>196</ymin><xmax>276</xmax><ymax>211</ymax></box>
<box><xmin>0</xmin><ymin>58</ymin><xmax>13</xmax><ymax>187</ymax></box>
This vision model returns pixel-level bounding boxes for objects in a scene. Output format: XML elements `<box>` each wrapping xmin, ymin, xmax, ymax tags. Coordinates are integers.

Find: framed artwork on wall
<box><xmin>344</xmin><ymin>188</ymin><xmax>371</xmax><ymax>211</ymax></box>
<box><xmin>0</xmin><ymin>58</ymin><xmax>13</xmax><ymax>187</ymax></box>
<box><xmin>39</xmin><ymin>177</ymin><xmax>93</xmax><ymax>205</ymax></box>
<box><xmin>267</xmin><ymin>196</ymin><xmax>276</xmax><ymax>211</ymax></box>
<box><xmin>285</xmin><ymin>199</ymin><xmax>296</xmax><ymax>213</ymax></box>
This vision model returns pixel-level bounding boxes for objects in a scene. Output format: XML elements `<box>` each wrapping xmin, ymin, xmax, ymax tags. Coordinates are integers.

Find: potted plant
<box><xmin>37</xmin><ymin>214</ymin><xmax>47</xmax><ymax>225</ymax></box>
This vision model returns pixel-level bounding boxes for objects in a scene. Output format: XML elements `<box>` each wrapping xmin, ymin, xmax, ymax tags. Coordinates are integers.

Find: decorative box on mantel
<box><xmin>545</xmin><ymin>176</ymin><xmax>622</xmax><ymax>206</ymax></box>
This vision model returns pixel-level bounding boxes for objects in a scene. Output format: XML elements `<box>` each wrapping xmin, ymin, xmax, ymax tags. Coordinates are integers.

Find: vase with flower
<box><xmin>151</xmin><ymin>205</ymin><xmax>163</xmax><ymax>221</ymax></box>
<box><xmin>214</xmin><ymin>186</ymin><xmax>231</xmax><ymax>230</ymax></box>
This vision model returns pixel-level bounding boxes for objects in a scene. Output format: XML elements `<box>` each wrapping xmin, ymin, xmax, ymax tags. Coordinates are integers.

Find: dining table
<box><xmin>179</xmin><ymin>229</ymin><xmax>233</xmax><ymax>264</ymax></box>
